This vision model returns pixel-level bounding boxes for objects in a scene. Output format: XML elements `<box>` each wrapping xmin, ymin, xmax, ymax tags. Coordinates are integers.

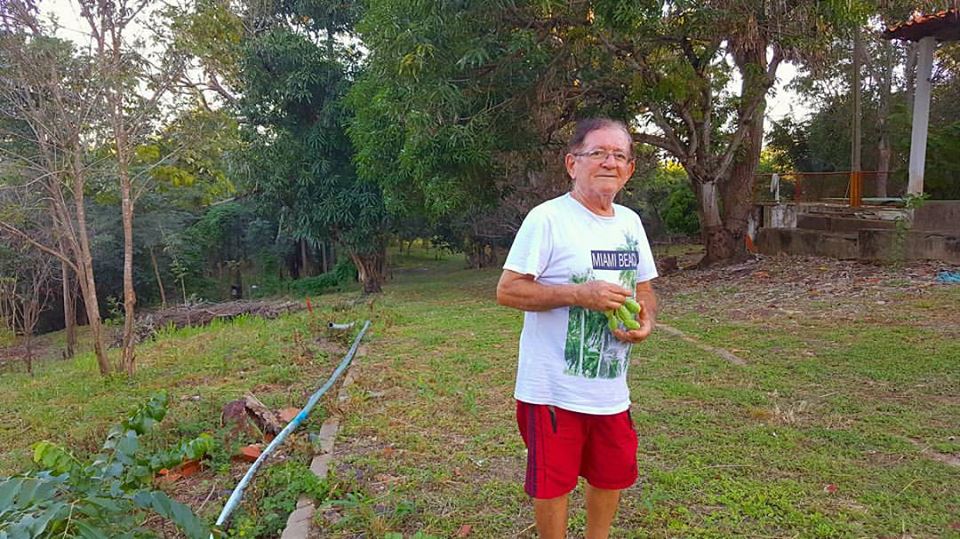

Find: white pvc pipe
<box><xmin>212</xmin><ymin>320</ymin><xmax>371</xmax><ymax>535</ymax></box>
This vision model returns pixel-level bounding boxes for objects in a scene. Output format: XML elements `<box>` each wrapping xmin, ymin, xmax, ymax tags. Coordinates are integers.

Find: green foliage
<box><xmin>623</xmin><ymin>163</ymin><xmax>700</xmax><ymax>237</ymax></box>
<box><xmin>348</xmin><ymin>0</ymin><xmax>580</xmax><ymax>220</ymax></box>
<box><xmin>226</xmin><ymin>460</ymin><xmax>329</xmax><ymax>538</ymax></box>
<box><xmin>254</xmin><ymin>256</ymin><xmax>357</xmax><ymax>298</ymax></box>
<box><xmin>234</xmin><ymin>8</ymin><xmax>389</xmax><ymax>271</ymax></box>
<box><xmin>0</xmin><ymin>393</ymin><xmax>215</xmax><ymax>539</ymax></box>
<box><xmin>919</xmin><ymin>121</ymin><xmax>960</xmax><ymax>200</ymax></box>
<box><xmin>167</xmin><ymin>0</ymin><xmax>244</xmax><ymax>91</ymax></box>
<box><xmin>285</xmin><ymin>257</ymin><xmax>356</xmax><ymax>297</ymax></box>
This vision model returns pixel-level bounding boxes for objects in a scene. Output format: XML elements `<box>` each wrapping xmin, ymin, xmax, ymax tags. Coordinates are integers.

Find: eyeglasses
<box><xmin>573</xmin><ymin>149</ymin><xmax>634</xmax><ymax>165</ymax></box>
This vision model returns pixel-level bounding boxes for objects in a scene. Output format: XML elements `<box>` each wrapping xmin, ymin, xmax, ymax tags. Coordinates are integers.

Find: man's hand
<box><xmin>573</xmin><ymin>280</ymin><xmax>632</xmax><ymax>312</ymax></box>
<box><xmin>611</xmin><ymin>300</ymin><xmax>653</xmax><ymax>344</ymax></box>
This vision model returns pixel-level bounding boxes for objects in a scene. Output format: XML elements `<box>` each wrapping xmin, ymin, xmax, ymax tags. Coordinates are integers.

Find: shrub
<box><xmin>662</xmin><ymin>182</ymin><xmax>701</xmax><ymax>236</ymax></box>
<box><xmin>0</xmin><ymin>393</ymin><xmax>215</xmax><ymax>538</ymax></box>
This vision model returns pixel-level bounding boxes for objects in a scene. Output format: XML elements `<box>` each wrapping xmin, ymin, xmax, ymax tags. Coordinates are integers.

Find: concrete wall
<box><xmin>763</xmin><ymin>203</ymin><xmax>798</xmax><ymax>228</ymax></box>
<box><xmin>912</xmin><ymin>201</ymin><xmax>960</xmax><ymax>234</ymax></box>
<box><xmin>752</xmin><ymin>201</ymin><xmax>960</xmax><ymax>263</ymax></box>
<box><xmin>756</xmin><ymin>229</ymin><xmax>860</xmax><ymax>259</ymax></box>
<box><xmin>859</xmin><ymin>229</ymin><xmax>960</xmax><ymax>264</ymax></box>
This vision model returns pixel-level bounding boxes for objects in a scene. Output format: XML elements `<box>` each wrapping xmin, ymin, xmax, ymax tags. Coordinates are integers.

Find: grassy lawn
<box><xmin>0</xmin><ymin>286</ymin><xmax>371</xmax><ymax>535</ymax></box>
<box><xmin>328</xmin><ymin>249</ymin><xmax>960</xmax><ymax>538</ymax></box>
<box><xmin>1</xmin><ymin>246</ymin><xmax>958</xmax><ymax>538</ymax></box>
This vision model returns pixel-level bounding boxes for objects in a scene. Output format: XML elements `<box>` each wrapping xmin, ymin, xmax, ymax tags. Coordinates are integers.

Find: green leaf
<box><xmin>0</xmin><ymin>477</ymin><xmax>24</xmax><ymax>510</ymax></box>
<box><xmin>114</xmin><ymin>431</ymin><xmax>140</xmax><ymax>463</ymax></box>
<box><xmin>32</xmin><ymin>441</ymin><xmax>78</xmax><ymax>475</ymax></box>
<box><xmin>84</xmin><ymin>496</ymin><xmax>122</xmax><ymax>513</ymax></box>
<box><xmin>23</xmin><ymin>502</ymin><xmax>68</xmax><ymax>536</ymax></box>
<box><xmin>74</xmin><ymin>519</ymin><xmax>108</xmax><ymax>539</ymax></box>
<box><xmin>133</xmin><ymin>491</ymin><xmax>209</xmax><ymax>539</ymax></box>
<box><xmin>14</xmin><ymin>478</ymin><xmax>42</xmax><ymax>507</ymax></box>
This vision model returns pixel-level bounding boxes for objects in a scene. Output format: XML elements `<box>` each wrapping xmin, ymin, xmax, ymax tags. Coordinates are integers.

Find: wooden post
<box><xmin>908</xmin><ymin>36</ymin><xmax>936</xmax><ymax>196</ymax></box>
<box><xmin>850</xmin><ymin>29</ymin><xmax>863</xmax><ymax>208</ymax></box>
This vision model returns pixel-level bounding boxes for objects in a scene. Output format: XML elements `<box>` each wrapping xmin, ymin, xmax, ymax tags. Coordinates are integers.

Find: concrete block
<box><xmin>859</xmin><ymin>230</ymin><xmax>960</xmax><ymax>263</ymax></box>
<box><xmin>756</xmin><ymin>228</ymin><xmax>859</xmax><ymax>259</ymax></box>
<box><xmin>796</xmin><ymin>214</ymin><xmax>831</xmax><ymax>231</ymax></box>
<box><xmin>913</xmin><ymin>201</ymin><xmax>960</xmax><ymax>234</ymax></box>
<box><xmin>317</xmin><ymin>418</ymin><xmax>339</xmax><ymax>454</ymax></box>
<box><xmin>280</xmin><ymin>503</ymin><xmax>315</xmax><ymax>539</ymax></box>
<box><xmin>309</xmin><ymin>453</ymin><xmax>332</xmax><ymax>478</ymax></box>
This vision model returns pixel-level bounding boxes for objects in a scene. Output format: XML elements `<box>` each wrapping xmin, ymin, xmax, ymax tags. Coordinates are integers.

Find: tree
<box><xmin>0</xmin><ymin>238</ymin><xmax>57</xmax><ymax>374</ymax></box>
<box><xmin>587</xmin><ymin>0</ymin><xmax>867</xmax><ymax>264</ymax></box>
<box><xmin>169</xmin><ymin>0</ymin><xmax>391</xmax><ymax>292</ymax></box>
<box><xmin>0</xmin><ymin>6</ymin><xmax>112</xmax><ymax>374</ymax></box>
<box><xmin>770</xmin><ymin>3</ymin><xmax>960</xmax><ymax>201</ymax></box>
<box><xmin>351</xmin><ymin>0</ymin><xmax>866</xmax><ymax>266</ymax></box>
<box><xmin>238</xmin><ymin>24</ymin><xmax>390</xmax><ymax>293</ymax></box>
<box><xmin>78</xmin><ymin>0</ymin><xmax>187</xmax><ymax>375</ymax></box>
<box><xmin>349</xmin><ymin>1</ymin><xmax>635</xmax><ymax>267</ymax></box>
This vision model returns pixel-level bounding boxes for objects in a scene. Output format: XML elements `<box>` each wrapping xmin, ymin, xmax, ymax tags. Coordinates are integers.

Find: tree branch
<box><xmin>715</xmin><ymin>44</ymin><xmax>784</xmax><ymax>181</ymax></box>
<box><xmin>633</xmin><ymin>132</ymin><xmax>682</xmax><ymax>157</ymax></box>
<box><xmin>596</xmin><ymin>33</ymin><xmax>689</xmax><ymax>160</ymax></box>
<box><xmin>0</xmin><ymin>221</ymin><xmax>78</xmax><ymax>273</ymax></box>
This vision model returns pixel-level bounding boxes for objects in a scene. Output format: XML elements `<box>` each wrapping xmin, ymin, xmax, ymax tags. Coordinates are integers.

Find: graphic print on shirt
<box><xmin>563</xmin><ymin>233</ymin><xmax>640</xmax><ymax>379</ymax></box>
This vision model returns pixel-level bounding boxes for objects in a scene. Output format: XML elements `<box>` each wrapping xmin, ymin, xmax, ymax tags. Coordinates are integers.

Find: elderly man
<box><xmin>497</xmin><ymin>118</ymin><xmax>658</xmax><ymax>539</ymax></box>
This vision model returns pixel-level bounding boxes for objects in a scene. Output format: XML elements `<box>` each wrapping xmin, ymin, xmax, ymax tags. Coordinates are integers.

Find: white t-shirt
<box><xmin>503</xmin><ymin>193</ymin><xmax>658</xmax><ymax>415</ymax></box>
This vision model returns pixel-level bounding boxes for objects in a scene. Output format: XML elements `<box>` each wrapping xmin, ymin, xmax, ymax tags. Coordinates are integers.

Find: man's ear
<box><xmin>565</xmin><ymin>153</ymin><xmax>577</xmax><ymax>179</ymax></box>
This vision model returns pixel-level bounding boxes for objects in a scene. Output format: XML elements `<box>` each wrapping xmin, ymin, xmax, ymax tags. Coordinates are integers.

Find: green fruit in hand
<box><xmin>605</xmin><ymin>310</ymin><xmax>619</xmax><ymax>332</ymax></box>
<box><xmin>616</xmin><ymin>305</ymin><xmax>642</xmax><ymax>331</ymax></box>
<box><xmin>624</xmin><ymin>297</ymin><xmax>642</xmax><ymax>315</ymax></box>
<box><xmin>622</xmin><ymin>317</ymin><xmax>642</xmax><ymax>331</ymax></box>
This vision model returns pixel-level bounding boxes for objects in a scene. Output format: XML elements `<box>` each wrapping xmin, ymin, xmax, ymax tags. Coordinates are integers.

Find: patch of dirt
<box><xmin>656</xmin><ymin>254</ymin><xmax>958</xmax><ymax>326</ymax></box>
<box><xmin>0</xmin><ymin>341</ymin><xmax>60</xmax><ymax>373</ymax></box>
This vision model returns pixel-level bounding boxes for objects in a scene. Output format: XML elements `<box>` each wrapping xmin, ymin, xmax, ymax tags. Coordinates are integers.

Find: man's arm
<box><xmin>634</xmin><ymin>280</ymin><xmax>657</xmax><ymax>325</ymax></box>
<box><xmin>496</xmin><ymin>269</ymin><xmax>632</xmax><ymax>312</ymax></box>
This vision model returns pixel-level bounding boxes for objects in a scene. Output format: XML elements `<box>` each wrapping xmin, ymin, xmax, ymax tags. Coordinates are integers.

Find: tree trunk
<box><xmin>60</xmin><ymin>258</ymin><xmax>76</xmax><ymax>359</ymax></box>
<box><xmin>697</xmin><ymin>180</ymin><xmax>742</xmax><ymax>266</ymax></box>
<box><xmin>320</xmin><ymin>240</ymin><xmax>328</xmax><ymax>273</ymax></box>
<box><xmin>349</xmin><ymin>245</ymin><xmax>386</xmax><ymax>294</ymax></box>
<box><xmin>71</xmin><ymin>159</ymin><xmax>110</xmax><ymax>375</ymax></box>
<box><xmin>300</xmin><ymin>239</ymin><xmax>310</xmax><ymax>277</ymax></box>
<box><xmin>698</xmin><ymin>40</ymin><xmax>768</xmax><ymax>267</ymax></box>
<box><xmin>876</xmin><ymin>38</ymin><xmax>893</xmax><ymax>198</ymax></box>
<box><xmin>150</xmin><ymin>246</ymin><xmax>167</xmax><ymax>309</ymax></box>
<box><xmin>119</xmin><ymin>160</ymin><xmax>137</xmax><ymax>376</ymax></box>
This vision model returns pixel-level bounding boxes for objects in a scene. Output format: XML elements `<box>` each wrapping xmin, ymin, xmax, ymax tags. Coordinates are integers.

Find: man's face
<box><xmin>565</xmin><ymin>127</ymin><xmax>636</xmax><ymax>199</ymax></box>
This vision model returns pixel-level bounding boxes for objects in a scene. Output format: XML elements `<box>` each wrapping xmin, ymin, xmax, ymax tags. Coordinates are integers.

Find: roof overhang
<box><xmin>883</xmin><ymin>9</ymin><xmax>960</xmax><ymax>42</ymax></box>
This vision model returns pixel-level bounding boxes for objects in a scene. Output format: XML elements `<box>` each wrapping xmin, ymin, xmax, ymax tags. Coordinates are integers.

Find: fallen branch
<box><xmin>117</xmin><ymin>299</ymin><xmax>304</xmax><ymax>346</ymax></box>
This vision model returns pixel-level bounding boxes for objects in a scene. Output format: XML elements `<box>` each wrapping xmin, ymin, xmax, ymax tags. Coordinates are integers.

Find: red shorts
<box><xmin>516</xmin><ymin>400</ymin><xmax>638</xmax><ymax>499</ymax></box>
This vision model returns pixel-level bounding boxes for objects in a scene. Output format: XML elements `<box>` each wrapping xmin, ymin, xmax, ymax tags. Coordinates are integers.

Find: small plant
<box><xmin>0</xmin><ymin>392</ymin><xmax>216</xmax><ymax>538</ymax></box>
<box><xmin>892</xmin><ymin>193</ymin><xmax>929</xmax><ymax>265</ymax></box>
<box><xmin>227</xmin><ymin>460</ymin><xmax>329</xmax><ymax>538</ymax></box>
<box><xmin>105</xmin><ymin>295</ymin><xmax>124</xmax><ymax>325</ymax></box>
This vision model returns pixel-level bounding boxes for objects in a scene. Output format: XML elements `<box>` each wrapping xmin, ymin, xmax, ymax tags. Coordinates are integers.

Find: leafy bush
<box><xmin>0</xmin><ymin>392</ymin><xmax>216</xmax><ymax>538</ymax></box>
<box><xmin>627</xmin><ymin>163</ymin><xmax>700</xmax><ymax>237</ymax></box>
<box><xmin>261</xmin><ymin>257</ymin><xmax>356</xmax><ymax>298</ymax></box>
<box><xmin>661</xmin><ymin>182</ymin><xmax>700</xmax><ymax>236</ymax></box>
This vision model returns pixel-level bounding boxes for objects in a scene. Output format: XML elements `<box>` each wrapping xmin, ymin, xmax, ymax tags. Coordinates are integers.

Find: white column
<box><xmin>908</xmin><ymin>36</ymin><xmax>936</xmax><ymax>196</ymax></box>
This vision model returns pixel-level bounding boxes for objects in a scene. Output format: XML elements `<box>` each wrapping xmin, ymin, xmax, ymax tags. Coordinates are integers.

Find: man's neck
<box><xmin>570</xmin><ymin>189</ymin><xmax>615</xmax><ymax>217</ymax></box>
